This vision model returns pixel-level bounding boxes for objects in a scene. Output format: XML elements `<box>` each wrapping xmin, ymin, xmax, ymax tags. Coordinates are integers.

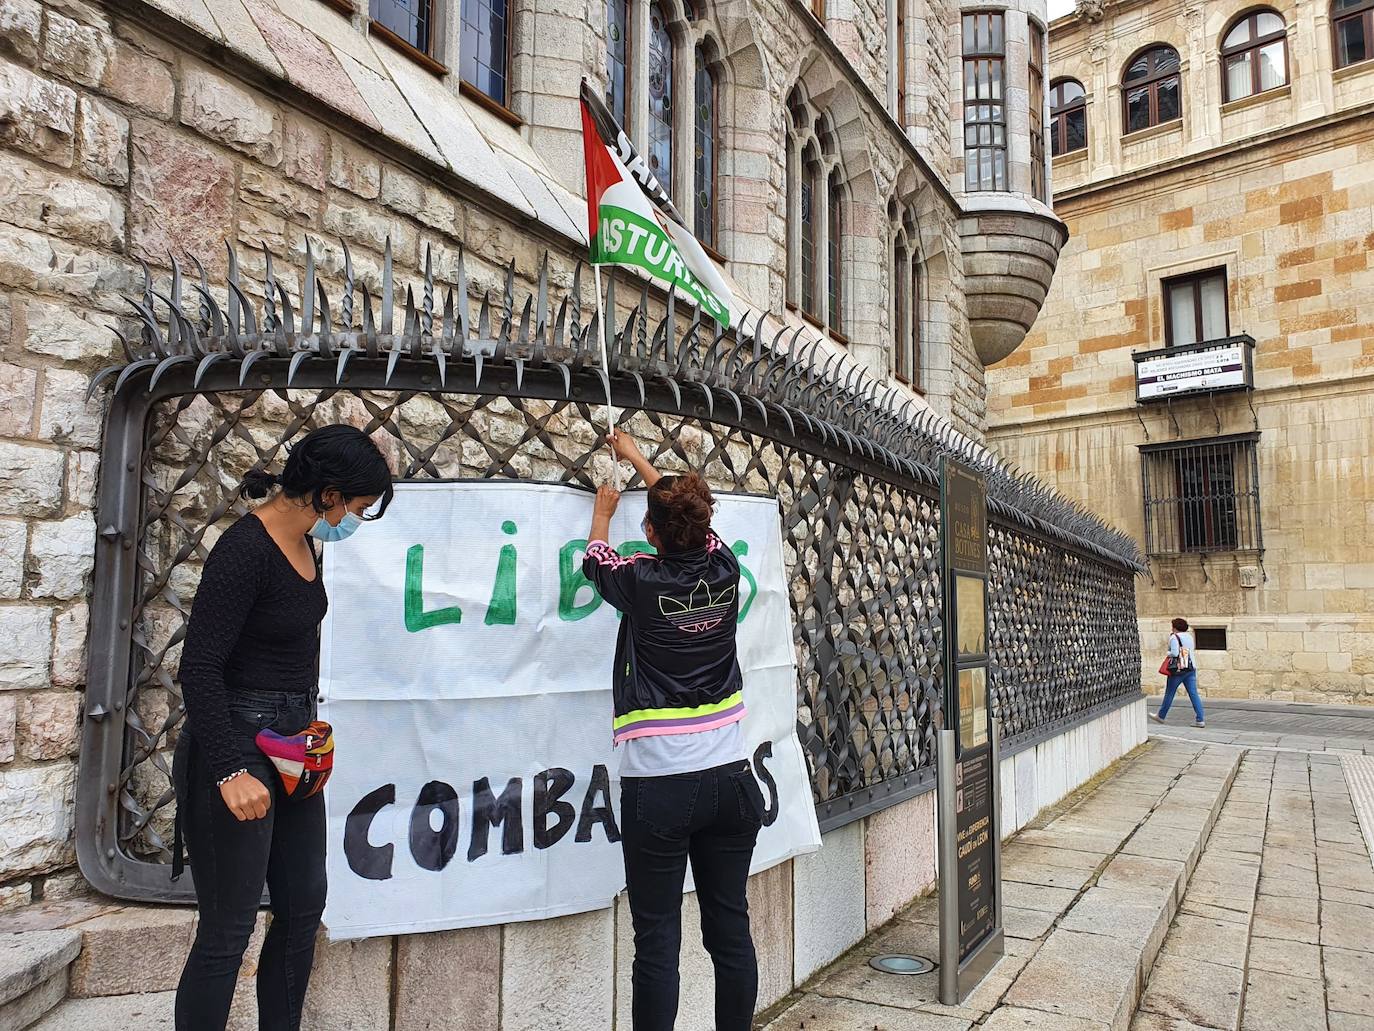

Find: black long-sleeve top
<box><xmin>178</xmin><ymin>515</ymin><xmax>328</xmax><ymax>780</ymax></box>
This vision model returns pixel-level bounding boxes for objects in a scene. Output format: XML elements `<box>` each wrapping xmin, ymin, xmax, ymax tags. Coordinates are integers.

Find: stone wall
<box><xmin>986</xmin><ymin>0</ymin><xmax>1374</xmax><ymax>702</ymax></box>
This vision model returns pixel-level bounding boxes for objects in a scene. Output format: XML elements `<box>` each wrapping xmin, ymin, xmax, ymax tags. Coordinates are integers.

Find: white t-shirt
<box><xmin>618</xmin><ymin>722</ymin><xmax>746</xmax><ymax>778</ymax></box>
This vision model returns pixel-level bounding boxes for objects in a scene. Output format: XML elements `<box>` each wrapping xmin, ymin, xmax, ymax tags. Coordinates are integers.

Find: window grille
<box><xmin>1194</xmin><ymin>627</ymin><xmax>1228</xmax><ymax>650</ymax></box>
<box><xmin>1140</xmin><ymin>434</ymin><xmax>1263</xmax><ymax>556</ymax></box>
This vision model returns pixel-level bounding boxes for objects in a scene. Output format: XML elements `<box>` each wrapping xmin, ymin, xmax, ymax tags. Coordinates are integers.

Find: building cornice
<box><xmin>1054</xmin><ymin>101</ymin><xmax>1374</xmax><ymax>208</ymax></box>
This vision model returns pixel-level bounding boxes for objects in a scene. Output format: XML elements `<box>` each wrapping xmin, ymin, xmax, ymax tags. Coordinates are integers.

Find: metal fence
<box><xmin>77</xmin><ymin>239</ymin><xmax>1143</xmax><ymax>902</ymax></box>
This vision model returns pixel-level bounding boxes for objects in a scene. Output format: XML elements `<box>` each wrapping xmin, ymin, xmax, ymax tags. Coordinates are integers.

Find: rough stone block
<box><xmin>328</xmin><ymin>135</ymin><xmax>381</xmax><ymax>199</ymax></box>
<box><xmin>865</xmin><ymin>790</ymin><xmax>936</xmax><ymax>930</ymax></box>
<box><xmin>41</xmin><ymin>10</ymin><xmax>110</xmax><ymax>87</ymax></box>
<box><xmin>280</xmin><ymin>113</ymin><xmax>326</xmax><ymax>191</ymax></box>
<box><xmin>0</xmin><ymin>694</ymin><xmax>15</xmax><ymax>762</ymax></box>
<box><xmin>0</xmin><ymin>150</ymin><xmax>123</xmax><ymax>250</ymax></box>
<box><xmin>0</xmin><ymin>926</ymin><xmax>79</xmax><ymax>1006</ymax></box>
<box><xmin>0</xmin><ymin>761</ymin><xmax>75</xmax><ymax>877</ymax></box>
<box><xmin>99</xmin><ymin>38</ymin><xmax>174</xmax><ymax>118</ymax></box>
<box><xmin>180</xmin><ymin>65</ymin><xmax>281</xmax><ymax>164</ymax></box>
<box><xmin>17</xmin><ymin>692</ymin><xmax>81</xmax><ymax>761</ymax></box>
<box><xmin>51</xmin><ymin>604</ymin><xmax>89</xmax><ymax>689</ymax></box>
<box><xmin>0</xmin><ymin>365</ymin><xmax>35</xmax><ymax>439</ymax></box>
<box><xmin>0</xmin><ymin>61</ymin><xmax>77</xmax><ymax>165</ymax></box>
<box><xmin>30</xmin><ymin>990</ymin><xmax>175</xmax><ymax>1030</ymax></box>
<box><xmin>28</xmin><ymin>514</ymin><xmax>96</xmax><ymax>601</ymax></box>
<box><xmin>24</xmin><ymin>294</ymin><xmax>118</xmax><ymax>360</ymax></box>
<box><xmin>392</xmin><ymin>925</ymin><xmax>500</xmax><ymax>1031</ymax></box>
<box><xmin>69</xmin><ymin>907</ymin><xmax>194</xmax><ymax>997</ymax></box>
<box><xmin>77</xmin><ymin>95</ymin><xmax>129</xmax><ymax>186</ymax></box>
<box><xmin>501</xmin><ymin>908</ymin><xmax>613</xmax><ymax>1031</ymax></box>
<box><xmin>0</xmin><ymin>606</ymin><xmax>53</xmax><ymax>692</ymax></box>
<box><xmin>793</xmin><ymin>820</ymin><xmax>866</xmax><ymax>983</ymax></box>
<box><xmin>300</xmin><ymin>933</ymin><xmax>392</xmax><ymax>1031</ymax></box>
<box><xmin>129</xmin><ymin>125</ymin><xmax>235</xmax><ymax>273</ymax></box>
<box><xmin>0</xmin><ymin>0</ymin><xmax>42</xmax><ymax>63</ymax></box>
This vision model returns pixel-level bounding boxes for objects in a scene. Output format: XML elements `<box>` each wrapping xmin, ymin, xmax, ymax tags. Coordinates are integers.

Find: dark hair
<box><xmin>241</xmin><ymin>425</ymin><xmax>394</xmax><ymax>518</ymax></box>
<box><xmin>1171</xmin><ymin>617</ymin><xmax>1189</xmax><ymax>632</ymax></box>
<box><xmin>645</xmin><ymin>473</ymin><xmax>714</xmax><ymax>552</ymax></box>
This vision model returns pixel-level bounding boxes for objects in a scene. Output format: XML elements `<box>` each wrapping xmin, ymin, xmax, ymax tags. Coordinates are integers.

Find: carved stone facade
<box><xmin>987</xmin><ymin>0</ymin><xmax>1374</xmax><ymax>703</ymax></box>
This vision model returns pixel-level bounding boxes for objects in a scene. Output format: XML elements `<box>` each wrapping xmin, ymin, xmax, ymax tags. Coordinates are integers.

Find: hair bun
<box><xmin>240</xmin><ymin>468</ymin><xmax>280</xmax><ymax>500</ymax></box>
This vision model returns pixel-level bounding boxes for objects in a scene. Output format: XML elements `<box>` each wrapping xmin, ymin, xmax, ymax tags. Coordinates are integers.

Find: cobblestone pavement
<box><xmin>760</xmin><ymin>729</ymin><xmax>1374</xmax><ymax>1031</ymax></box>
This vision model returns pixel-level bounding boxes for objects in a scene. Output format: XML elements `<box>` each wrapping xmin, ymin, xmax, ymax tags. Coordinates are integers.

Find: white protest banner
<box><xmin>319</xmin><ymin>481</ymin><xmax>820</xmax><ymax>940</ymax></box>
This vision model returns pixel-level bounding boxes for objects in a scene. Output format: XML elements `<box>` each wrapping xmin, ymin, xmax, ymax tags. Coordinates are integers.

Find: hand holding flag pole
<box><xmin>579</xmin><ymin>79</ymin><xmax>735</xmax><ymax>491</ymax></box>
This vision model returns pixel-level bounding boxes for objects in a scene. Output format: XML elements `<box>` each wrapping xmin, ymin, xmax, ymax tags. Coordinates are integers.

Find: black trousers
<box><xmin>173</xmin><ymin>690</ymin><xmax>326</xmax><ymax>1031</ymax></box>
<box><xmin>620</xmin><ymin>759</ymin><xmax>765</xmax><ymax>1031</ymax></box>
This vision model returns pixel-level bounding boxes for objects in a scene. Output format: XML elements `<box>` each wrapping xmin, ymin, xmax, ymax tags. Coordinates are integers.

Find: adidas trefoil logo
<box><xmin>658</xmin><ymin>579</ymin><xmax>736</xmax><ymax>633</ymax></box>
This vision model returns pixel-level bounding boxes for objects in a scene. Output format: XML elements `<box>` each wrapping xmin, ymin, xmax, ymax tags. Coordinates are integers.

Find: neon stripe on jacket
<box><xmin>611</xmin><ymin>690</ymin><xmax>746</xmax><ymax>742</ymax></box>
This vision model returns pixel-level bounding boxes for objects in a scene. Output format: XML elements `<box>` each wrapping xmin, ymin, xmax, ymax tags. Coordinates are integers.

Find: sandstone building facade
<box><xmin>0</xmin><ymin>0</ymin><xmax>1155</xmax><ymax>1026</ymax></box>
<box><xmin>986</xmin><ymin>0</ymin><xmax>1374</xmax><ymax>703</ymax></box>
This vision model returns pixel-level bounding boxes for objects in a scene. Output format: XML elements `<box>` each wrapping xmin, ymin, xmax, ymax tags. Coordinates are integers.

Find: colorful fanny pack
<box><xmin>255</xmin><ymin>720</ymin><xmax>335</xmax><ymax>799</ymax></box>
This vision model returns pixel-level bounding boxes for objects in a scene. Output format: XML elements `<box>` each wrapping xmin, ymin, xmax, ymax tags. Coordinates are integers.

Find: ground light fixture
<box><xmin>868</xmin><ymin>954</ymin><xmax>937</xmax><ymax>975</ymax></box>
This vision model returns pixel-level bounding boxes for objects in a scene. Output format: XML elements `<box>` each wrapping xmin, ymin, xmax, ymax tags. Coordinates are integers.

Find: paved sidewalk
<box><xmin>761</xmin><ymin>731</ymin><xmax>1374</xmax><ymax>1031</ymax></box>
<box><xmin>761</xmin><ymin>740</ymin><xmax>1240</xmax><ymax>1031</ymax></box>
<box><xmin>1146</xmin><ymin>696</ymin><xmax>1374</xmax><ymax>754</ymax></box>
<box><xmin>1133</xmin><ymin>747</ymin><xmax>1374</xmax><ymax>1031</ymax></box>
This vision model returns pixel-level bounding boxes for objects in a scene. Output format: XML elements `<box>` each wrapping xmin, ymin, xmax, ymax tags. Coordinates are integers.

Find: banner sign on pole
<box><xmin>937</xmin><ymin>457</ymin><xmax>1004</xmax><ymax>1003</ymax></box>
<box><xmin>317</xmin><ymin>481</ymin><xmax>821</xmax><ymax>940</ymax></box>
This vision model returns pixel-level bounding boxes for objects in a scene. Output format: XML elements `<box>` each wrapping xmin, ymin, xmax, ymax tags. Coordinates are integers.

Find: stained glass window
<box><xmin>800</xmin><ymin>162</ymin><xmax>816</xmax><ymax>315</ymax></box>
<box><xmin>694</xmin><ymin>49</ymin><xmax>716</xmax><ymax>249</ymax></box>
<box><xmin>827</xmin><ymin>170</ymin><xmax>842</xmax><ymax>333</ymax></box>
<box><xmin>460</xmin><ymin>0</ymin><xmax>509</xmax><ymax>104</ymax></box>
<box><xmin>647</xmin><ymin>3</ymin><xmax>674</xmax><ymax>196</ymax></box>
<box><xmin>606</xmin><ymin>0</ymin><xmax>630</xmax><ymax>127</ymax></box>
<box><xmin>371</xmin><ymin>0</ymin><xmax>433</xmax><ymax>56</ymax></box>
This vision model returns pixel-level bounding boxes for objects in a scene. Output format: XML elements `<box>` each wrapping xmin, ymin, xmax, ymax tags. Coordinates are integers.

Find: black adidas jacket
<box><xmin>582</xmin><ymin>530</ymin><xmax>745</xmax><ymax>743</ymax></box>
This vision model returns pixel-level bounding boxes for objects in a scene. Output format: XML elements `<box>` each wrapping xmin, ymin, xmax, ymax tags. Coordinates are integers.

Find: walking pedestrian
<box><xmin>1151</xmin><ymin>617</ymin><xmax>1205</xmax><ymax>728</ymax></box>
<box><xmin>583</xmin><ymin>430</ymin><xmax>765</xmax><ymax>1031</ymax></box>
<box><xmin>172</xmin><ymin>425</ymin><xmax>394</xmax><ymax>1031</ymax></box>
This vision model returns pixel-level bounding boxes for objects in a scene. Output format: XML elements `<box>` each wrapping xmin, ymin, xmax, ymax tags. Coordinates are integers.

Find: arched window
<box><xmin>646</xmin><ymin>4</ymin><xmax>674</xmax><ymax>195</ymax></box>
<box><xmin>460</xmin><ymin>0</ymin><xmax>510</xmax><ymax>106</ymax></box>
<box><xmin>607</xmin><ymin>5</ymin><xmax>720</xmax><ymax>243</ymax></box>
<box><xmin>893</xmin><ymin>242</ymin><xmax>909</xmax><ymax>382</ymax></box>
<box><xmin>910</xmin><ymin>259</ymin><xmax>921</xmax><ymax>390</ymax></box>
<box><xmin>1222</xmin><ymin>10</ymin><xmax>1287</xmax><ymax>100</ymax></box>
<box><xmin>1332</xmin><ymin>0</ymin><xmax>1373</xmax><ymax>68</ymax></box>
<box><xmin>827</xmin><ymin>170</ymin><xmax>843</xmax><ymax>334</ymax></box>
<box><xmin>1050</xmin><ymin>79</ymin><xmax>1086</xmax><ymax>155</ymax></box>
<box><xmin>1122</xmin><ymin>45</ymin><xmax>1181</xmax><ymax>133</ymax></box>
<box><xmin>694</xmin><ymin>48</ymin><xmax>717</xmax><ymax>250</ymax></box>
<box><xmin>800</xmin><ymin>150</ymin><xmax>818</xmax><ymax>316</ymax></box>
<box><xmin>962</xmin><ymin>11</ymin><xmax>1008</xmax><ymax>191</ymax></box>
<box><xmin>606</xmin><ymin>0</ymin><xmax>630</xmax><ymax>127</ymax></box>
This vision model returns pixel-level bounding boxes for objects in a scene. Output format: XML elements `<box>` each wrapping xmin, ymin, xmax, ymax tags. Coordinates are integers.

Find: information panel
<box><xmin>937</xmin><ymin>456</ymin><xmax>1003</xmax><ymax>1002</ymax></box>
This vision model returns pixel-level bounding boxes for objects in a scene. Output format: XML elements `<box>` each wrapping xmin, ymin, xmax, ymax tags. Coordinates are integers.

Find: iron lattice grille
<box><xmin>80</xmin><ymin>237</ymin><xmax>1142</xmax><ymax>901</ymax></box>
<box><xmin>1140</xmin><ymin>433</ymin><xmax>1263</xmax><ymax>556</ymax></box>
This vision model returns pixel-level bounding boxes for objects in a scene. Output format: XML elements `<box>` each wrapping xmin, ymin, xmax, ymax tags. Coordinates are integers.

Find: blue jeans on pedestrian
<box><xmin>1159</xmin><ymin>668</ymin><xmax>1204</xmax><ymax>722</ymax></box>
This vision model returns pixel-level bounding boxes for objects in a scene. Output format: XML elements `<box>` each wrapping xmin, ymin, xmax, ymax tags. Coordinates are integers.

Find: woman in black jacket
<box><xmin>173</xmin><ymin>425</ymin><xmax>393</xmax><ymax>1031</ymax></box>
<box><xmin>583</xmin><ymin>431</ymin><xmax>766</xmax><ymax>1031</ymax></box>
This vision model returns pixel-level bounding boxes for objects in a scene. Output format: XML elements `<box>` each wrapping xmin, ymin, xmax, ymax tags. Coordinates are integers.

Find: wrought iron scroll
<box><xmin>77</xmin><ymin>238</ymin><xmax>1143</xmax><ymax>902</ymax></box>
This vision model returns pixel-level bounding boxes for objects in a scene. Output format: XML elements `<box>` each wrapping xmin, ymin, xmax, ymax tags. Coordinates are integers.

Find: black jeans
<box><xmin>173</xmin><ymin>689</ymin><xmax>326</xmax><ymax>1031</ymax></box>
<box><xmin>621</xmin><ymin>759</ymin><xmax>765</xmax><ymax>1031</ymax></box>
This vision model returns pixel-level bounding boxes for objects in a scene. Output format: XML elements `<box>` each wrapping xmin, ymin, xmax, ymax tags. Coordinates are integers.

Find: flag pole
<box><xmin>592</xmin><ymin>261</ymin><xmax>621</xmax><ymax>490</ymax></box>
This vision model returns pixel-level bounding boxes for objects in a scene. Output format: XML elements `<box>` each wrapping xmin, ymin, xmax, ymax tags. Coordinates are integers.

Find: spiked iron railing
<box><xmin>76</xmin><ymin>236</ymin><xmax>1142</xmax><ymax>903</ymax></box>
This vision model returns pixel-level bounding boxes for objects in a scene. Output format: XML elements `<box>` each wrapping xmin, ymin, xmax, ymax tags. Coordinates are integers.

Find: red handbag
<box><xmin>1158</xmin><ymin>657</ymin><xmax>1172</xmax><ymax>676</ymax></box>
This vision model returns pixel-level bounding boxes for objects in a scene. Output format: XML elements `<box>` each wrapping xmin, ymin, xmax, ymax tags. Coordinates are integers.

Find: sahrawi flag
<box><xmin>580</xmin><ymin>80</ymin><xmax>734</xmax><ymax>328</ymax></box>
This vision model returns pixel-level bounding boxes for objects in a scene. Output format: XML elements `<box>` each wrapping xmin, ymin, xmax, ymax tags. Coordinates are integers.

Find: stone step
<box><xmin>28</xmin><ymin>990</ymin><xmax>174</xmax><ymax>1031</ymax></box>
<box><xmin>762</xmin><ymin>741</ymin><xmax>1244</xmax><ymax>1031</ymax></box>
<box><xmin>1000</xmin><ymin>744</ymin><xmax>1241</xmax><ymax>1031</ymax></box>
<box><xmin>0</xmin><ymin>930</ymin><xmax>81</xmax><ymax>1031</ymax></box>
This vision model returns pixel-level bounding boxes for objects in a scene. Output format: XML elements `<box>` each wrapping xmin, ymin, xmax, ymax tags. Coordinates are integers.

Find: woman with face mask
<box><xmin>171</xmin><ymin>424</ymin><xmax>393</xmax><ymax>1031</ymax></box>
